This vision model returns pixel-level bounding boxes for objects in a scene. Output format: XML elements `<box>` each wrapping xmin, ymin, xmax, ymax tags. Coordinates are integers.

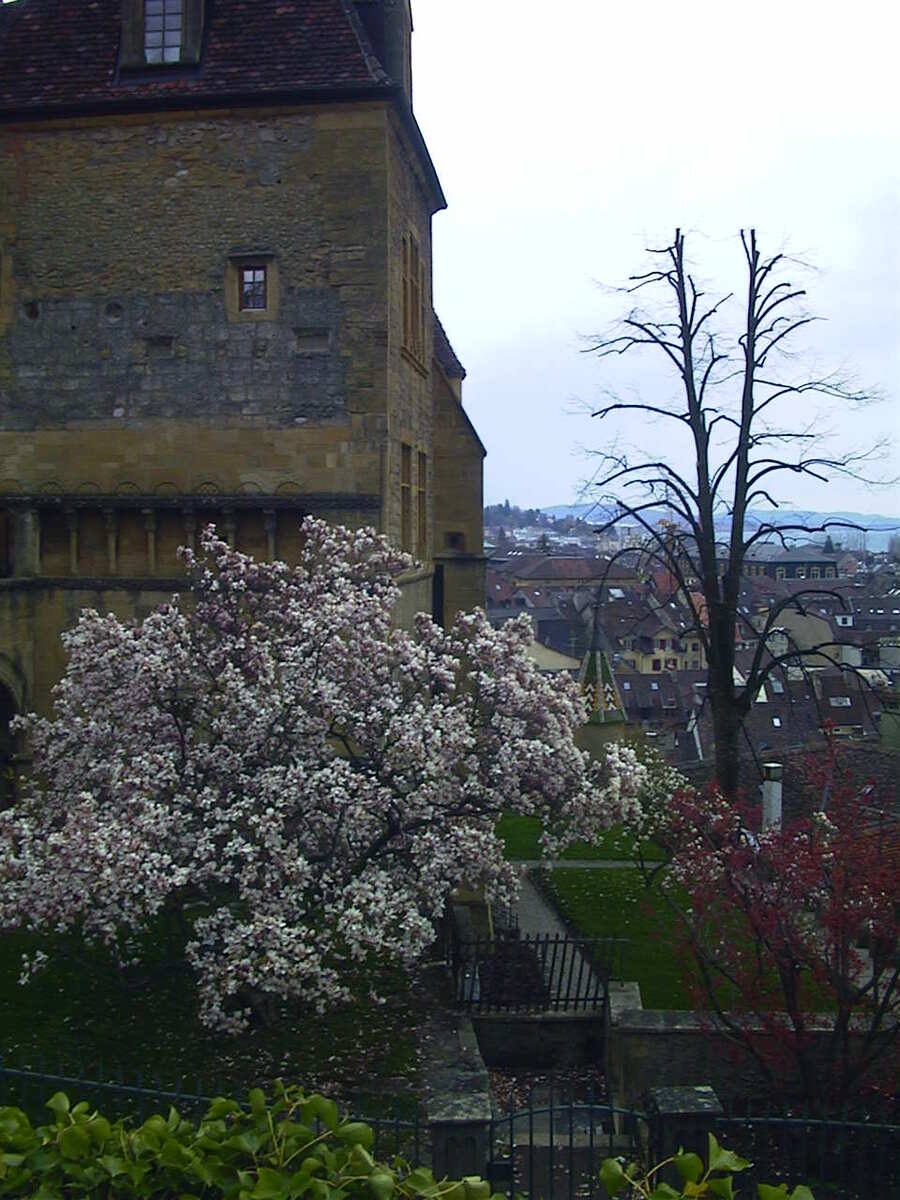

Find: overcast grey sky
<box><xmin>412</xmin><ymin>0</ymin><xmax>899</xmax><ymax>518</ymax></box>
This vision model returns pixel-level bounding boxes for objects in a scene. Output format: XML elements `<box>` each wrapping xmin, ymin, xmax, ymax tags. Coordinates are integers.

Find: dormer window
<box><xmin>120</xmin><ymin>0</ymin><xmax>205</xmax><ymax>69</ymax></box>
<box><xmin>145</xmin><ymin>0</ymin><xmax>182</xmax><ymax>64</ymax></box>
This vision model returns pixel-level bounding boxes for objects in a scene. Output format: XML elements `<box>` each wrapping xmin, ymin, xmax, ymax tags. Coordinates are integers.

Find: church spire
<box><xmin>579</xmin><ymin>590</ymin><xmax>626</xmax><ymax>723</ymax></box>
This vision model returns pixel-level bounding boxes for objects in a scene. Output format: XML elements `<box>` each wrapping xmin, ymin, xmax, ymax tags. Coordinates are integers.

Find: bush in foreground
<box><xmin>600</xmin><ymin>1132</ymin><xmax>814</xmax><ymax>1199</ymax></box>
<box><xmin>0</xmin><ymin>1084</ymin><xmax>501</xmax><ymax>1200</ymax></box>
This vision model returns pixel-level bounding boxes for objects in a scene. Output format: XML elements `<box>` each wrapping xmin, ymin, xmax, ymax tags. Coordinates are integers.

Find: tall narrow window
<box><xmin>400</xmin><ymin>443</ymin><xmax>412</xmax><ymax>552</ymax></box>
<box><xmin>417</xmin><ymin>452</ymin><xmax>427</xmax><ymax>559</ymax></box>
<box><xmin>401</xmin><ymin>232</ymin><xmax>426</xmax><ymax>362</ymax></box>
<box><xmin>145</xmin><ymin>0</ymin><xmax>183</xmax><ymax>63</ymax></box>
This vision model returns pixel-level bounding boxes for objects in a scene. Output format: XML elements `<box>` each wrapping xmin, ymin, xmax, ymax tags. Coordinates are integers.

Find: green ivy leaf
<box><xmin>32</xmin><ymin>1184</ymin><xmax>61</xmax><ymax>1200</ymax></box>
<box><xmin>308</xmin><ymin>1097</ymin><xmax>339</xmax><ymax>1133</ymax></box>
<box><xmin>404</xmin><ymin>1167</ymin><xmax>437</xmax><ymax>1192</ymax></box>
<box><xmin>707</xmin><ymin>1134</ymin><xmax>751</xmax><ymax>1175</ymax></box>
<box><xmin>348</xmin><ymin>1144</ymin><xmax>376</xmax><ymax>1173</ymax></box>
<box><xmin>249</xmin><ymin>1090</ymin><xmax>267</xmax><ymax>1118</ymax></box>
<box><xmin>708</xmin><ymin>1177</ymin><xmax>735</xmax><ymax>1200</ymax></box>
<box><xmin>462</xmin><ymin>1177</ymin><xmax>491</xmax><ymax>1200</ymax></box>
<box><xmin>44</xmin><ymin>1094</ymin><xmax>70</xmax><ymax>1118</ymax></box>
<box><xmin>336</xmin><ymin>1123</ymin><xmax>374</xmax><ymax>1150</ymax></box>
<box><xmin>207</xmin><ymin>1098</ymin><xmax>243</xmax><ymax>1121</ymax></box>
<box><xmin>788</xmin><ymin>1188</ymin><xmax>816</xmax><ymax>1200</ymax></box>
<box><xmin>159</xmin><ymin>1138</ymin><xmax>194</xmax><ymax>1169</ymax></box>
<box><xmin>676</xmin><ymin>1153</ymin><xmax>704</xmax><ymax>1184</ymax></box>
<box><xmin>757</xmin><ymin>1186</ymin><xmax>789</xmax><ymax>1200</ymax></box>
<box><xmin>57</xmin><ymin>1125</ymin><xmax>90</xmax><ymax>1161</ymax></box>
<box><xmin>288</xmin><ymin>1168</ymin><xmax>315</xmax><ymax>1198</ymax></box>
<box><xmin>368</xmin><ymin>1169</ymin><xmax>396</xmax><ymax>1200</ymax></box>
<box><xmin>97</xmin><ymin>1155</ymin><xmax>128</xmax><ymax>1177</ymax></box>
<box><xmin>648</xmin><ymin>1184</ymin><xmax>682</xmax><ymax>1200</ymax></box>
<box><xmin>253</xmin><ymin>1166</ymin><xmax>289</xmax><ymax>1200</ymax></box>
<box><xmin>599</xmin><ymin>1158</ymin><xmax>628</xmax><ymax>1197</ymax></box>
<box><xmin>87</xmin><ymin>1117</ymin><xmax>111</xmax><ymax>1146</ymax></box>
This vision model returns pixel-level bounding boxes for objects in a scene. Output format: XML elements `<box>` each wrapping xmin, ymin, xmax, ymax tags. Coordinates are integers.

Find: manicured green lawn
<box><xmin>535</xmin><ymin>867</ymin><xmax>693</xmax><ymax>1009</ymax></box>
<box><xmin>496</xmin><ymin>814</ymin><xmax>665</xmax><ymax>863</ymax></box>
<box><xmin>0</xmin><ymin>920</ymin><xmax>434</xmax><ymax>1112</ymax></box>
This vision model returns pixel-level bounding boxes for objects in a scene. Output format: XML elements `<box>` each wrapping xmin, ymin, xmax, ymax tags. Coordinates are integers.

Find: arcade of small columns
<box><xmin>1</xmin><ymin>497</ymin><xmax>375</xmax><ymax>579</ymax></box>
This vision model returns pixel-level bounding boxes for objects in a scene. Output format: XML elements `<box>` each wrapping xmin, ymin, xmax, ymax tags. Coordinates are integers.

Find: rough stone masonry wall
<box><xmin>0</xmin><ymin>102</ymin><xmax>406</xmax><ymax>716</ymax></box>
<box><xmin>383</xmin><ymin>115</ymin><xmax>433</xmax><ymax>554</ymax></box>
<box><xmin>0</xmin><ymin>105</ymin><xmax>390</xmax><ymax>496</ymax></box>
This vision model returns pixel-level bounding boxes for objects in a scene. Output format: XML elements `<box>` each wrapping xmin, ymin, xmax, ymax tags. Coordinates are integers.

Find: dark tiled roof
<box><xmin>513</xmin><ymin>556</ymin><xmax>637</xmax><ymax>583</ymax></box>
<box><xmin>432</xmin><ymin>312</ymin><xmax>466</xmax><ymax>380</ymax></box>
<box><xmin>0</xmin><ymin>0</ymin><xmax>390</xmax><ymax>115</ymax></box>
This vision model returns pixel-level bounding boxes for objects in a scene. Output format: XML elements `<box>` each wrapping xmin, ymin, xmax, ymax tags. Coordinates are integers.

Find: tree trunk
<box><xmin>711</xmin><ymin>691</ymin><xmax>741</xmax><ymax>798</ymax></box>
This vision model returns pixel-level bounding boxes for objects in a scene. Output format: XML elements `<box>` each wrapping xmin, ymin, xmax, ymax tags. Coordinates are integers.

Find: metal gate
<box><xmin>486</xmin><ymin>1094</ymin><xmax>646</xmax><ymax>1200</ymax></box>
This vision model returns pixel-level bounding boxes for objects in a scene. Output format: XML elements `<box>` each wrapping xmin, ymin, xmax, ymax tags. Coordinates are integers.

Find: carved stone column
<box><xmin>104</xmin><ymin>508</ymin><xmax>118</xmax><ymax>575</ymax></box>
<box><xmin>264</xmin><ymin>509</ymin><xmax>277</xmax><ymax>561</ymax></box>
<box><xmin>65</xmin><ymin>508</ymin><xmax>79</xmax><ymax>575</ymax></box>
<box><xmin>182</xmin><ymin>508</ymin><xmax>196</xmax><ymax>554</ymax></box>
<box><xmin>11</xmin><ymin>506</ymin><xmax>40</xmax><ymax>577</ymax></box>
<box><xmin>143</xmin><ymin>508</ymin><xmax>157</xmax><ymax>575</ymax></box>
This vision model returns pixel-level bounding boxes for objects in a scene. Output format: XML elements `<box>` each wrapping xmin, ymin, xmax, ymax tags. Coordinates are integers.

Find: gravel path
<box><xmin>515</xmin><ymin>874</ymin><xmax>601</xmax><ymax>1006</ymax></box>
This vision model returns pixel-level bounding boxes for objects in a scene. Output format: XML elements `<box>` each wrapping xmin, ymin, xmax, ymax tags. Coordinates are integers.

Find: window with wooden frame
<box><xmin>225</xmin><ymin>253</ymin><xmax>279</xmax><ymax>322</ymax></box>
<box><xmin>400</xmin><ymin>443</ymin><xmax>412</xmax><ymax>552</ymax></box>
<box><xmin>416</xmin><ymin>452</ymin><xmax>427</xmax><ymax>559</ymax></box>
<box><xmin>401</xmin><ymin>232</ymin><xmax>426</xmax><ymax>364</ymax></box>
<box><xmin>239</xmin><ymin>264</ymin><xmax>267</xmax><ymax>312</ymax></box>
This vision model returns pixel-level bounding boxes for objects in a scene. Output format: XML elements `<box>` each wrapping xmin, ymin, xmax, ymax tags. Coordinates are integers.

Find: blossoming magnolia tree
<box><xmin>0</xmin><ymin>519</ymin><xmax>645</xmax><ymax>1032</ymax></box>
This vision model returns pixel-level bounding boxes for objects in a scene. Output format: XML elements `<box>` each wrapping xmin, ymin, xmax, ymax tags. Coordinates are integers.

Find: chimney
<box><xmin>761</xmin><ymin>762</ymin><xmax>782</xmax><ymax>831</ymax></box>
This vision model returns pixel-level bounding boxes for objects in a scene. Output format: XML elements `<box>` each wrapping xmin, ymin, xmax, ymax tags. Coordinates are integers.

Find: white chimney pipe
<box><xmin>762</xmin><ymin>762</ymin><xmax>782</xmax><ymax>831</ymax></box>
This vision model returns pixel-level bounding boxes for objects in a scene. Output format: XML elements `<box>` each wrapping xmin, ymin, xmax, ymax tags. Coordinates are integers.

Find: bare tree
<box><xmin>587</xmin><ymin>230</ymin><xmax>887</xmax><ymax>796</ymax></box>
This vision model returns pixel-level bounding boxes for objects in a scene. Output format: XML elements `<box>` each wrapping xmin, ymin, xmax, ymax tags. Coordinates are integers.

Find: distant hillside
<box><xmin>538</xmin><ymin>504</ymin><xmax>900</xmax><ymax>551</ymax></box>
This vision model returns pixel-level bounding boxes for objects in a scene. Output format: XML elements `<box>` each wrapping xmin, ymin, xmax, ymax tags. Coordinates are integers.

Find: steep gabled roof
<box><xmin>432</xmin><ymin>312</ymin><xmax>466</xmax><ymax>381</ymax></box>
<box><xmin>0</xmin><ymin>0</ymin><xmax>388</xmax><ymax>114</ymax></box>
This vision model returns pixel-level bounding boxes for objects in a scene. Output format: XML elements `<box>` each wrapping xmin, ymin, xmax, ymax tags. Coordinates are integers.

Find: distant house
<box><xmin>743</xmin><ymin>544</ymin><xmax>839</xmax><ymax>581</ymax></box>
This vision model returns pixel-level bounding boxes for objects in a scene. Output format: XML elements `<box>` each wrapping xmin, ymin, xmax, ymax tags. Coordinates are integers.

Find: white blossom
<box><xmin>0</xmin><ymin>519</ymin><xmax>642</xmax><ymax>1031</ymax></box>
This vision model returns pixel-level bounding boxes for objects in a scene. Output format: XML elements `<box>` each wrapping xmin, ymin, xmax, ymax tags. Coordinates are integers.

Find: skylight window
<box><xmin>145</xmin><ymin>0</ymin><xmax>182</xmax><ymax>64</ymax></box>
<box><xmin>829</xmin><ymin>696</ymin><xmax>852</xmax><ymax>708</ymax></box>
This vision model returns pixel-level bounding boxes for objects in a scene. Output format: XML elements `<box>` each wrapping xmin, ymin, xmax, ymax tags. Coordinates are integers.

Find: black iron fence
<box><xmin>711</xmin><ymin>1109</ymin><xmax>899</xmax><ymax>1200</ymax></box>
<box><xmin>448</xmin><ymin>931</ymin><xmax>629</xmax><ymax>1013</ymax></box>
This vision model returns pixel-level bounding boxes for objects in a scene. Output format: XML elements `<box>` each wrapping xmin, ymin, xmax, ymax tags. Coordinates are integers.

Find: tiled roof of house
<box><xmin>432</xmin><ymin>313</ymin><xmax>466</xmax><ymax>380</ymax></box>
<box><xmin>0</xmin><ymin>0</ymin><xmax>390</xmax><ymax>115</ymax></box>
<box><xmin>512</xmin><ymin>556</ymin><xmax>637</xmax><ymax>584</ymax></box>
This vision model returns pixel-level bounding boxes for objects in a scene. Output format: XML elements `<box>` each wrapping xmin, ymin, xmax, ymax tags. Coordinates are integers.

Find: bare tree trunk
<box><xmin>586</xmin><ymin>229</ymin><xmax>885</xmax><ymax>796</ymax></box>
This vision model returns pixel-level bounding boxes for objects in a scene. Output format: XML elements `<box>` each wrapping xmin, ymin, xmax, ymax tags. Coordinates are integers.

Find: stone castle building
<box><xmin>0</xmin><ymin>0</ymin><xmax>486</xmax><ymax>750</ymax></box>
